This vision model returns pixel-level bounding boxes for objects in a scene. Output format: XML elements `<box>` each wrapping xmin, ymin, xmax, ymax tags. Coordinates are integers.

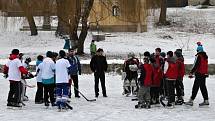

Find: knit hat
<box><xmin>37</xmin><ymin>55</ymin><xmax>44</xmax><ymax>61</ymax></box>
<box><xmin>197</xmin><ymin>41</ymin><xmax>202</xmax><ymax>46</ymax></box>
<box><xmin>144</xmin><ymin>51</ymin><xmax>150</xmax><ymax>57</ymax></box>
<box><xmin>155</xmin><ymin>48</ymin><xmax>161</xmax><ymax>53</ymax></box>
<box><xmin>25</xmin><ymin>57</ymin><xmax>31</xmax><ymax>63</ymax></box>
<box><xmin>160</xmin><ymin>52</ymin><xmax>166</xmax><ymax>58</ymax></box>
<box><xmin>128</xmin><ymin>52</ymin><xmax>135</xmax><ymax>58</ymax></box>
<box><xmin>174</xmin><ymin>50</ymin><xmax>182</xmax><ymax>58</ymax></box>
<box><xmin>197</xmin><ymin>45</ymin><xmax>204</xmax><ymax>52</ymax></box>
<box><xmin>46</xmin><ymin>51</ymin><xmax>53</xmax><ymax>58</ymax></box>
<box><xmin>97</xmin><ymin>48</ymin><xmax>104</xmax><ymax>52</ymax></box>
<box><xmin>167</xmin><ymin>51</ymin><xmax>173</xmax><ymax>57</ymax></box>
<box><xmin>59</xmin><ymin>50</ymin><xmax>66</xmax><ymax>58</ymax></box>
<box><xmin>11</xmin><ymin>49</ymin><xmax>19</xmax><ymax>55</ymax></box>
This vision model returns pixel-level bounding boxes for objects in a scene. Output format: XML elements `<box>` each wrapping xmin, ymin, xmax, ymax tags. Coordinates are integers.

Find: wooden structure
<box><xmin>89</xmin><ymin>0</ymin><xmax>148</xmax><ymax>32</ymax></box>
<box><xmin>188</xmin><ymin>0</ymin><xmax>215</xmax><ymax>5</ymax></box>
<box><xmin>0</xmin><ymin>0</ymin><xmax>56</xmax><ymax>17</ymax></box>
<box><xmin>0</xmin><ymin>0</ymin><xmax>148</xmax><ymax>32</ymax></box>
<box><xmin>167</xmin><ymin>0</ymin><xmax>188</xmax><ymax>7</ymax></box>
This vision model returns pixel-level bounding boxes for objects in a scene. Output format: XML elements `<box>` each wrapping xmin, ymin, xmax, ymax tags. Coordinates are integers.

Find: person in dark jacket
<box><xmin>67</xmin><ymin>48</ymin><xmax>81</xmax><ymax>98</ymax></box>
<box><xmin>174</xmin><ymin>49</ymin><xmax>185</xmax><ymax>105</ymax></box>
<box><xmin>185</xmin><ymin>46</ymin><xmax>209</xmax><ymax>106</ymax></box>
<box><xmin>90</xmin><ymin>48</ymin><xmax>108</xmax><ymax>97</ymax></box>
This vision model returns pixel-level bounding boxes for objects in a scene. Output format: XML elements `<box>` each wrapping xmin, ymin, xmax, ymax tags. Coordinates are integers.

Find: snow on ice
<box><xmin>0</xmin><ymin>74</ymin><xmax>215</xmax><ymax>121</ymax></box>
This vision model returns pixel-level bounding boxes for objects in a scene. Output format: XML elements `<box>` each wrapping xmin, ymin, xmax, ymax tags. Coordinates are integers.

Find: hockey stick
<box><xmin>65</xmin><ymin>102</ymin><xmax>73</xmax><ymax>110</ymax></box>
<box><xmin>25</xmin><ymin>84</ymin><xmax>36</xmax><ymax>88</ymax></box>
<box><xmin>71</xmin><ymin>84</ymin><xmax>96</xmax><ymax>102</ymax></box>
<box><xmin>2</xmin><ymin>75</ymin><xmax>36</xmax><ymax>88</ymax></box>
<box><xmin>160</xmin><ymin>78</ymin><xmax>168</xmax><ymax>107</ymax></box>
<box><xmin>131</xmin><ymin>98</ymin><xmax>138</xmax><ymax>101</ymax></box>
<box><xmin>159</xmin><ymin>96</ymin><xmax>167</xmax><ymax>107</ymax></box>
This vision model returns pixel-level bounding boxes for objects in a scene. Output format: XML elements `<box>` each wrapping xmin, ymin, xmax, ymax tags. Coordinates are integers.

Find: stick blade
<box><xmin>87</xmin><ymin>99</ymin><xmax>96</xmax><ymax>102</ymax></box>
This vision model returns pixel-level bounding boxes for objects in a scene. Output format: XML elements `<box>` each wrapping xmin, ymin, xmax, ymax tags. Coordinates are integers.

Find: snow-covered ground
<box><xmin>0</xmin><ymin>7</ymin><xmax>215</xmax><ymax>64</ymax></box>
<box><xmin>1</xmin><ymin>5</ymin><xmax>215</xmax><ymax>121</ymax></box>
<box><xmin>0</xmin><ymin>73</ymin><xmax>214</xmax><ymax>121</ymax></box>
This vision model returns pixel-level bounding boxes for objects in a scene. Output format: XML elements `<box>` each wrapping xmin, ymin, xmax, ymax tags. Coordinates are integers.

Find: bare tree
<box><xmin>17</xmin><ymin>0</ymin><xmax>38</xmax><ymax>36</ymax></box>
<box><xmin>57</xmin><ymin>0</ymin><xmax>94</xmax><ymax>54</ymax></box>
<box><xmin>158</xmin><ymin>0</ymin><xmax>169</xmax><ymax>25</ymax></box>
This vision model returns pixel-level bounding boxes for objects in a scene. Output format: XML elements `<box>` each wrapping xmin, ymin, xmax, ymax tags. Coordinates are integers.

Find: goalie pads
<box><xmin>129</xmin><ymin>65</ymin><xmax>138</xmax><ymax>72</ymax></box>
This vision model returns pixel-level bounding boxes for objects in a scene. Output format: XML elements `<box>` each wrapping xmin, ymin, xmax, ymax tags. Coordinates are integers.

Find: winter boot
<box><xmin>166</xmin><ymin>102</ymin><xmax>175</xmax><ymax>109</ymax></box>
<box><xmin>51</xmin><ymin>102</ymin><xmax>57</xmax><ymax>107</ymax></box>
<box><xmin>13</xmin><ymin>103</ymin><xmax>22</xmax><ymax>107</ymax></box>
<box><xmin>145</xmin><ymin>102</ymin><xmax>151</xmax><ymax>109</ymax></box>
<box><xmin>185</xmin><ymin>99</ymin><xmax>194</xmax><ymax>106</ymax></box>
<box><xmin>7</xmin><ymin>102</ymin><xmax>14</xmax><ymax>107</ymax></box>
<box><xmin>135</xmin><ymin>102</ymin><xmax>145</xmax><ymax>109</ymax></box>
<box><xmin>175</xmin><ymin>97</ymin><xmax>184</xmax><ymax>105</ymax></box>
<box><xmin>45</xmin><ymin>102</ymin><xmax>49</xmax><ymax>107</ymax></box>
<box><xmin>199</xmin><ymin>100</ymin><xmax>209</xmax><ymax>106</ymax></box>
<box><xmin>23</xmin><ymin>96</ymin><xmax>29</xmax><ymax>101</ymax></box>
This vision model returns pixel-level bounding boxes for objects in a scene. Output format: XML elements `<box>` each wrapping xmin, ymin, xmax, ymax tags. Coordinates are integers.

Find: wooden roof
<box><xmin>0</xmin><ymin>0</ymin><xmax>56</xmax><ymax>16</ymax></box>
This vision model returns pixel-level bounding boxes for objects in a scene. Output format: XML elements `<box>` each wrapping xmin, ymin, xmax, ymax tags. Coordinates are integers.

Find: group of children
<box><xmin>3</xmin><ymin>41</ymin><xmax>209</xmax><ymax>110</ymax></box>
<box><xmin>3</xmin><ymin>49</ymin><xmax>81</xmax><ymax>110</ymax></box>
<box><xmin>123</xmin><ymin>42</ymin><xmax>209</xmax><ymax>109</ymax></box>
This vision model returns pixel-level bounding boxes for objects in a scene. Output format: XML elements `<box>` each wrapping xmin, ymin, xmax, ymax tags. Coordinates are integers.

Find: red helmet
<box><xmin>197</xmin><ymin>41</ymin><xmax>202</xmax><ymax>45</ymax></box>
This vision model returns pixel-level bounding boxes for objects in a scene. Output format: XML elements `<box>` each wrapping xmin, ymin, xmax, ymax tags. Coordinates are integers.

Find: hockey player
<box><xmin>3</xmin><ymin>49</ymin><xmax>28</xmax><ymax>107</ymax></box>
<box><xmin>21</xmin><ymin>57</ymin><xmax>32</xmax><ymax>101</ymax></box>
<box><xmin>150</xmin><ymin>48</ymin><xmax>164</xmax><ymax>104</ymax></box>
<box><xmin>174</xmin><ymin>49</ymin><xmax>185</xmax><ymax>105</ymax></box>
<box><xmin>35</xmin><ymin>55</ymin><xmax>44</xmax><ymax>104</ymax></box>
<box><xmin>159</xmin><ymin>52</ymin><xmax>167</xmax><ymax>97</ymax></box>
<box><xmin>164</xmin><ymin>51</ymin><xmax>178</xmax><ymax>107</ymax></box>
<box><xmin>123</xmin><ymin>52</ymin><xmax>139</xmax><ymax>96</ymax></box>
<box><xmin>67</xmin><ymin>48</ymin><xmax>81</xmax><ymax>98</ymax></box>
<box><xmin>55</xmin><ymin>50</ymin><xmax>71</xmax><ymax>110</ymax></box>
<box><xmin>135</xmin><ymin>57</ymin><xmax>153</xmax><ymax>109</ymax></box>
<box><xmin>37</xmin><ymin>51</ymin><xmax>56</xmax><ymax>107</ymax></box>
<box><xmin>185</xmin><ymin>46</ymin><xmax>209</xmax><ymax>106</ymax></box>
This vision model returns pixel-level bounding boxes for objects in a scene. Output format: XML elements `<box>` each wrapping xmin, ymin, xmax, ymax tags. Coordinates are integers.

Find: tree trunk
<box><xmin>69</xmin><ymin>0</ymin><xmax>82</xmax><ymax>49</ymax></box>
<box><xmin>56</xmin><ymin>0</ymin><xmax>69</xmax><ymax>35</ymax></box>
<box><xmin>27</xmin><ymin>15</ymin><xmax>38</xmax><ymax>35</ymax></box>
<box><xmin>17</xmin><ymin>0</ymin><xmax>38</xmax><ymax>36</ymax></box>
<box><xmin>0</xmin><ymin>1</ymin><xmax>2</xmax><ymax>10</ymax></box>
<box><xmin>159</xmin><ymin>0</ymin><xmax>168</xmax><ymax>25</ymax></box>
<box><xmin>77</xmin><ymin>0</ymin><xmax>94</xmax><ymax>54</ymax></box>
<box><xmin>77</xmin><ymin>19</ymin><xmax>88</xmax><ymax>54</ymax></box>
<box><xmin>202</xmin><ymin>0</ymin><xmax>210</xmax><ymax>5</ymax></box>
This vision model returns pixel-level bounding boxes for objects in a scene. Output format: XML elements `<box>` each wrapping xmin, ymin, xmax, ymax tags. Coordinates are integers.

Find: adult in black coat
<box><xmin>90</xmin><ymin>48</ymin><xmax>108</xmax><ymax>97</ymax></box>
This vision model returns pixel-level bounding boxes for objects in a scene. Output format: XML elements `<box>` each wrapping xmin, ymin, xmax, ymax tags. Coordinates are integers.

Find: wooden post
<box><xmin>42</xmin><ymin>11</ymin><xmax>51</xmax><ymax>30</ymax></box>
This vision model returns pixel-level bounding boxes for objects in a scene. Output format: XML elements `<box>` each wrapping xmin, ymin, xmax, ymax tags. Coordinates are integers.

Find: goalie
<box><xmin>122</xmin><ymin>53</ymin><xmax>139</xmax><ymax>96</ymax></box>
